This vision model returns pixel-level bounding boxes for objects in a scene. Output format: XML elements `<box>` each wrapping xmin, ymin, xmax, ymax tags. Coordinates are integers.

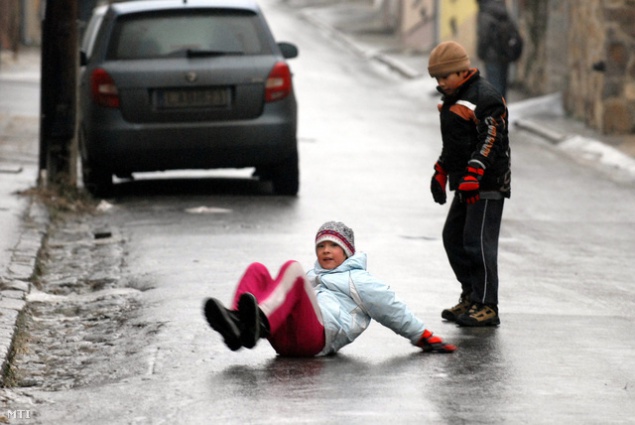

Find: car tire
<box><xmin>79</xmin><ymin>127</ymin><xmax>113</xmax><ymax>197</ymax></box>
<box><xmin>270</xmin><ymin>149</ymin><xmax>299</xmax><ymax>196</ymax></box>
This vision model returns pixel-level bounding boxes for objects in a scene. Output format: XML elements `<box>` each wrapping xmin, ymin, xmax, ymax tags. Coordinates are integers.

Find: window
<box><xmin>109</xmin><ymin>10</ymin><xmax>269</xmax><ymax>60</ymax></box>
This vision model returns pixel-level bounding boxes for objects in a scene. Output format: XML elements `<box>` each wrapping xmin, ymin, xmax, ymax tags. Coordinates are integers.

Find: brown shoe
<box><xmin>456</xmin><ymin>304</ymin><xmax>500</xmax><ymax>327</ymax></box>
<box><xmin>441</xmin><ymin>295</ymin><xmax>472</xmax><ymax>322</ymax></box>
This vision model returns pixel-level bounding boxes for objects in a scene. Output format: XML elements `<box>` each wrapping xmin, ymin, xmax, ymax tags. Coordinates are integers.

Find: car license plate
<box><xmin>154</xmin><ymin>88</ymin><xmax>230</xmax><ymax>109</ymax></box>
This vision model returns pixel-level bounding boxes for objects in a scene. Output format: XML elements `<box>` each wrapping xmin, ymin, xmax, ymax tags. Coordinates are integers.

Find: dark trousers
<box><xmin>442</xmin><ymin>194</ymin><xmax>505</xmax><ymax>307</ymax></box>
<box><xmin>484</xmin><ymin>61</ymin><xmax>509</xmax><ymax>98</ymax></box>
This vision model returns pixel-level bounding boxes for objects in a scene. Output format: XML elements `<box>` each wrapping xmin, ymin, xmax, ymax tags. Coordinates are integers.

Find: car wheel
<box><xmin>79</xmin><ymin>127</ymin><xmax>113</xmax><ymax>197</ymax></box>
<box><xmin>270</xmin><ymin>149</ymin><xmax>299</xmax><ymax>196</ymax></box>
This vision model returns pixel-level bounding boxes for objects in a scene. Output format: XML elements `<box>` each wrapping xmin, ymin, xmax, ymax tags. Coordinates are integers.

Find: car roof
<box><xmin>107</xmin><ymin>0</ymin><xmax>261</xmax><ymax>14</ymax></box>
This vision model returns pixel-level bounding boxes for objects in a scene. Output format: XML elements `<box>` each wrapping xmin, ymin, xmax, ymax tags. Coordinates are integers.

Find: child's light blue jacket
<box><xmin>306</xmin><ymin>252</ymin><xmax>426</xmax><ymax>356</ymax></box>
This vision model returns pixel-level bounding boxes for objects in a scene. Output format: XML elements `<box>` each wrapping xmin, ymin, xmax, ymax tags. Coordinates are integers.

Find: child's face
<box><xmin>316</xmin><ymin>241</ymin><xmax>347</xmax><ymax>270</ymax></box>
<box><xmin>435</xmin><ymin>71</ymin><xmax>466</xmax><ymax>96</ymax></box>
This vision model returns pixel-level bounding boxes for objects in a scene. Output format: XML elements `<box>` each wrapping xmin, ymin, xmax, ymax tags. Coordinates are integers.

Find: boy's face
<box><xmin>316</xmin><ymin>241</ymin><xmax>347</xmax><ymax>270</ymax></box>
<box><xmin>435</xmin><ymin>70</ymin><xmax>467</xmax><ymax>96</ymax></box>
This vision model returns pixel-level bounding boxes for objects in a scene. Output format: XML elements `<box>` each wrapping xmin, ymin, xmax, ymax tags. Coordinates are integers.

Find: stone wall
<box><xmin>590</xmin><ymin>0</ymin><xmax>635</xmax><ymax>134</ymax></box>
<box><xmin>516</xmin><ymin>0</ymin><xmax>635</xmax><ymax>134</ymax></box>
<box><xmin>564</xmin><ymin>1</ymin><xmax>607</xmax><ymax>132</ymax></box>
<box><xmin>514</xmin><ymin>0</ymin><xmax>549</xmax><ymax>95</ymax></box>
<box><xmin>514</xmin><ymin>0</ymin><xmax>568</xmax><ymax>95</ymax></box>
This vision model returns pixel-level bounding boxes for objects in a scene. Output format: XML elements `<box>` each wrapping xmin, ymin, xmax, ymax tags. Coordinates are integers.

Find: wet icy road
<box><xmin>3</xmin><ymin>0</ymin><xmax>635</xmax><ymax>423</ymax></box>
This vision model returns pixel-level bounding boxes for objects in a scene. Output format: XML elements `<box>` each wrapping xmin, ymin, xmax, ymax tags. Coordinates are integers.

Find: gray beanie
<box><xmin>315</xmin><ymin>221</ymin><xmax>355</xmax><ymax>257</ymax></box>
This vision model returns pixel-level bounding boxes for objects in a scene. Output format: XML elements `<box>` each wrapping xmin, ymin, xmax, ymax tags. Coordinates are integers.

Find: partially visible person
<box><xmin>427</xmin><ymin>41</ymin><xmax>511</xmax><ymax>327</ymax></box>
<box><xmin>203</xmin><ymin>221</ymin><xmax>457</xmax><ymax>356</ymax></box>
<box><xmin>476</xmin><ymin>0</ymin><xmax>523</xmax><ymax>98</ymax></box>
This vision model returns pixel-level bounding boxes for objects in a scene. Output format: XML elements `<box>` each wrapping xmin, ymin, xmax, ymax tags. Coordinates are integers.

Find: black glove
<box><xmin>457</xmin><ymin>164</ymin><xmax>485</xmax><ymax>204</ymax></box>
<box><xmin>430</xmin><ymin>161</ymin><xmax>447</xmax><ymax>205</ymax></box>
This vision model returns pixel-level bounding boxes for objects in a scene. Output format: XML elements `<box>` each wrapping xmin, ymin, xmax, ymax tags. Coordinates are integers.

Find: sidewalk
<box><xmin>0</xmin><ymin>46</ymin><xmax>46</xmax><ymax>385</ymax></box>
<box><xmin>292</xmin><ymin>0</ymin><xmax>635</xmax><ymax>182</ymax></box>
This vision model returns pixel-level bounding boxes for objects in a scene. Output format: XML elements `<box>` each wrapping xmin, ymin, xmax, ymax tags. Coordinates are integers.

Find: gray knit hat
<box><xmin>315</xmin><ymin>221</ymin><xmax>355</xmax><ymax>257</ymax></box>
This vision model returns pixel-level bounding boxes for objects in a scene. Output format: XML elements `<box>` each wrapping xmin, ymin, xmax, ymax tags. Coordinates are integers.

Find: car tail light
<box><xmin>265</xmin><ymin>62</ymin><xmax>292</xmax><ymax>102</ymax></box>
<box><xmin>91</xmin><ymin>68</ymin><xmax>120</xmax><ymax>108</ymax></box>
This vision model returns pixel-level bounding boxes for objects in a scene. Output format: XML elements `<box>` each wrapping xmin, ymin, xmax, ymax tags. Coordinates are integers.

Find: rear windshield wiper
<box><xmin>186</xmin><ymin>49</ymin><xmax>244</xmax><ymax>58</ymax></box>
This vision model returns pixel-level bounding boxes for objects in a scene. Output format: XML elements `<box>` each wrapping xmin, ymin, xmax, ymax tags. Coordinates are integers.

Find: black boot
<box><xmin>203</xmin><ymin>298</ymin><xmax>242</xmax><ymax>351</ymax></box>
<box><xmin>237</xmin><ymin>293</ymin><xmax>261</xmax><ymax>349</ymax></box>
<box><xmin>259</xmin><ymin>310</ymin><xmax>270</xmax><ymax>338</ymax></box>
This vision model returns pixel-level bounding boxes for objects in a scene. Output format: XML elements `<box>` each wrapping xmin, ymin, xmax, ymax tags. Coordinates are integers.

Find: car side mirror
<box><xmin>80</xmin><ymin>51</ymin><xmax>88</xmax><ymax>67</ymax></box>
<box><xmin>278</xmin><ymin>42</ymin><xmax>298</xmax><ymax>59</ymax></box>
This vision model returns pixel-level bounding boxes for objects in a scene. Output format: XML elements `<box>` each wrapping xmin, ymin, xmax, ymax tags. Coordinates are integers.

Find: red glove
<box><xmin>430</xmin><ymin>162</ymin><xmax>448</xmax><ymax>205</ymax></box>
<box><xmin>457</xmin><ymin>164</ymin><xmax>485</xmax><ymax>204</ymax></box>
<box><xmin>416</xmin><ymin>329</ymin><xmax>457</xmax><ymax>353</ymax></box>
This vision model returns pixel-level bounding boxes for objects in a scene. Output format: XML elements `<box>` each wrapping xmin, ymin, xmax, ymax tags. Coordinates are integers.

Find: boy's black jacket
<box><xmin>436</xmin><ymin>69</ymin><xmax>511</xmax><ymax>197</ymax></box>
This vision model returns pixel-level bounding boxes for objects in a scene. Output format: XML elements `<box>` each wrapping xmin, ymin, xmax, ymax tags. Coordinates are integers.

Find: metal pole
<box><xmin>39</xmin><ymin>0</ymin><xmax>78</xmax><ymax>188</ymax></box>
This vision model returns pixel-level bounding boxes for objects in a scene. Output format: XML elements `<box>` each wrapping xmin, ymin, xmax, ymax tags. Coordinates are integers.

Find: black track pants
<box><xmin>442</xmin><ymin>194</ymin><xmax>505</xmax><ymax>306</ymax></box>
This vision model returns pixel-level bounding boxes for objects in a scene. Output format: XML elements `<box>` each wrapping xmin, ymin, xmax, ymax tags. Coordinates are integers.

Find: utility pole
<box><xmin>39</xmin><ymin>0</ymin><xmax>78</xmax><ymax>189</ymax></box>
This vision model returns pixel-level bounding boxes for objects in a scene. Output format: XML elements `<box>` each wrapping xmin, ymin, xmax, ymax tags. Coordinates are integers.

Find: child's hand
<box><xmin>457</xmin><ymin>164</ymin><xmax>484</xmax><ymax>204</ymax></box>
<box><xmin>416</xmin><ymin>329</ymin><xmax>457</xmax><ymax>353</ymax></box>
<box><xmin>430</xmin><ymin>161</ymin><xmax>448</xmax><ymax>204</ymax></box>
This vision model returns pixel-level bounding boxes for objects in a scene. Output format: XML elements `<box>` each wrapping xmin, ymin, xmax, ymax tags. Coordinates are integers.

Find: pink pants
<box><xmin>231</xmin><ymin>261</ymin><xmax>325</xmax><ymax>357</ymax></box>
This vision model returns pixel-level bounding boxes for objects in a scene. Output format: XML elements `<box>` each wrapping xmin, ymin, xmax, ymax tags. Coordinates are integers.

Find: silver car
<box><xmin>79</xmin><ymin>0</ymin><xmax>299</xmax><ymax>196</ymax></box>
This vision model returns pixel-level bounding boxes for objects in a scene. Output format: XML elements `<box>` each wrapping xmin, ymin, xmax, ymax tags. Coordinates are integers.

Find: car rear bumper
<box><xmin>81</xmin><ymin>101</ymin><xmax>297</xmax><ymax>173</ymax></box>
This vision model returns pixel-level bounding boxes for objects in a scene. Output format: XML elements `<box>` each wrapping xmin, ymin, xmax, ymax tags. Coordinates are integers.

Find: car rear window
<box><xmin>107</xmin><ymin>10</ymin><xmax>271</xmax><ymax>59</ymax></box>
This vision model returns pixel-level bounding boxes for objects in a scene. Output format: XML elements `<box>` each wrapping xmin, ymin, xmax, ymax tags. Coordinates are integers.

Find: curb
<box><xmin>0</xmin><ymin>195</ymin><xmax>48</xmax><ymax>385</ymax></box>
<box><xmin>297</xmin><ymin>9</ymin><xmax>369</xmax><ymax>57</ymax></box>
<box><xmin>513</xmin><ymin>118</ymin><xmax>566</xmax><ymax>144</ymax></box>
<box><xmin>508</xmin><ymin>94</ymin><xmax>635</xmax><ymax>180</ymax></box>
<box><xmin>513</xmin><ymin>117</ymin><xmax>635</xmax><ymax>181</ymax></box>
<box><xmin>297</xmin><ymin>9</ymin><xmax>422</xmax><ymax>80</ymax></box>
<box><xmin>0</xmin><ymin>47</ymin><xmax>47</xmax><ymax>382</ymax></box>
<box><xmin>371</xmin><ymin>52</ymin><xmax>423</xmax><ymax>79</ymax></box>
<box><xmin>507</xmin><ymin>93</ymin><xmax>568</xmax><ymax>144</ymax></box>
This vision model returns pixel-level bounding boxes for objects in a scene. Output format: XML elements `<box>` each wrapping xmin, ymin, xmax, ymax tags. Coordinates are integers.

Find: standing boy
<box><xmin>427</xmin><ymin>41</ymin><xmax>511</xmax><ymax>327</ymax></box>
